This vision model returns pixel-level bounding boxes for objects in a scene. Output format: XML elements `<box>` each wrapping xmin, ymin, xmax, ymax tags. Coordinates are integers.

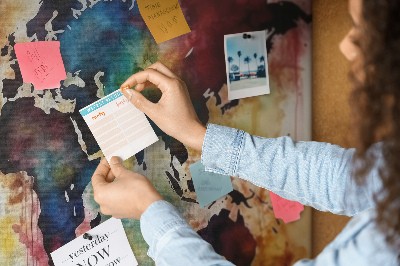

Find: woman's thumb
<box><xmin>122</xmin><ymin>88</ymin><xmax>154</xmax><ymax>115</ymax></box>
<box><xmin>109</xmin><ymin>156</ymin><xmax>128</xmax><ymax>178</ymax></box>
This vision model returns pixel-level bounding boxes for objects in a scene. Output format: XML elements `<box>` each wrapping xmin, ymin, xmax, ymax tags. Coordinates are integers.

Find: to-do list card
<box><xmin>80</xmin><ymin>90</ymin><xmax>158</xmax><ymax>162</ymax></box>
<box><xmin>51</xmin><ymin>218</ymin><xmax>138</xmax><ymax>266</ymax></box>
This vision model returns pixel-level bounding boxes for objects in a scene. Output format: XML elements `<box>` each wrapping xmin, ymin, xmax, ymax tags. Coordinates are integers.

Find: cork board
<box><xmin>312</xmin><ymin>0</ymin><xmax>353</xmax><ymax>257</ymax></box>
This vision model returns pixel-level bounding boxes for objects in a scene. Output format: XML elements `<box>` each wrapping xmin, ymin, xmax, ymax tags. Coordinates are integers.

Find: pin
<box><xmin>83</xmin><ymin>233</ymin><xmax>93</xmax><ymax>240</ymax></box>
<box><xmin>243</xmin><ymin>33</ymin><xmax>252</xmax><ymax>39</ymax></box>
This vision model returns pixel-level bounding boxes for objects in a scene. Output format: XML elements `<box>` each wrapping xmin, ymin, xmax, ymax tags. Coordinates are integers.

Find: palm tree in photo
<box><xmin>253</xmin><ymin>53</ymin><xmax>258</xmax><ymax>72</ymax></box>
<box><xmin>244</xmin><ymin>56</ymin><xmax>251</xmax><ymax>78</ymax></box>
<box><xmin>260</xmin><ymin>55</ymin><xmax>265</xmax><ymax>70</ymax></box>
<box><xmin>227</xmin><ymin>56</ymin><xmax>234</xmax><ymax>73</ymax></box>
<box><xmin>259</xmin><ymin>55</ymin><xmax>266</xmax><ymax>77</ymax></box>
<box><xmin>237</xmin><ymin>51</ymin><xmax>242</xmax><ymax>77</ymax></box>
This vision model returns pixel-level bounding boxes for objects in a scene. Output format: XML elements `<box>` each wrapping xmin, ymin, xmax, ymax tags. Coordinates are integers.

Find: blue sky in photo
<box><xmin>226</xmin><ymin>32</ymin><xmax>266</xmax><ymax>73</ymax></box>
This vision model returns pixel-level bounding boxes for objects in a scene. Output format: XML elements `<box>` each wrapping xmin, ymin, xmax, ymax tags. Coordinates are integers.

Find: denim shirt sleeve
<box><xmin>201</xmin><ymin>124</ymin><xmax>382</xmax><ymax>216</ymax></box>
<box><xmin>140</xmin><ymin>200</ymin><xmax>234</xmax><ymax>265</ymax></box>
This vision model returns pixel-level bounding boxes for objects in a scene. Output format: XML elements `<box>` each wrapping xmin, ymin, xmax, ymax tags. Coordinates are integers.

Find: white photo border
<box><xmin>224</xmin><ymin>30</ymin><xmax>270</xmax><ymax>100</ymax></box>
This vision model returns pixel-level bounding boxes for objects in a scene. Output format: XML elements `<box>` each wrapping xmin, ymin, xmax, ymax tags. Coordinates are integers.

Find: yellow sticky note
<box><xmin>137</xmin><ymin>0</ymin><xmax>191</xmax><ymax>44</ymax></box>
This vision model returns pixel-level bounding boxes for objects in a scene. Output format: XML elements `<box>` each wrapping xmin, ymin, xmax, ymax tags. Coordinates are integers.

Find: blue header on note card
<box><xmin>80</xmin><ymin>90</ymin><xmax>123</xmax><ymax>116</ymax></box>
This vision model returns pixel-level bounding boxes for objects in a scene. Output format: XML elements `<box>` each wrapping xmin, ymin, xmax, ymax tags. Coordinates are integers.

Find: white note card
<box><xmin>51</xmin><ymin>218</ymin><xmax>138</xmax><ymax>266</ymax></box>
<box><xmin>80</xmin><ymin>90</ymin><xmax>158</xmax><ymax>162</ymax></box>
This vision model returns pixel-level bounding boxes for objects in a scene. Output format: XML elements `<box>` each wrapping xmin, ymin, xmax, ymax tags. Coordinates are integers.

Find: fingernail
<box><xmin>110</xmin><ymin>156</ymin><xmax>122</xmax><ymax>165</ymax></box>
<box><xmin>123</xmin><ymin>89</ymin><xmax>133</xmax><ymax>100</ymax></box>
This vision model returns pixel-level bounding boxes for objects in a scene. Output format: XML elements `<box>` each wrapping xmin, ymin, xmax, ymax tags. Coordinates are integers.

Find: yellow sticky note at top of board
<box><xmin>137</xmin><ymin>0</ymin><xmax>191</xmax><ymax>44</ymax></box>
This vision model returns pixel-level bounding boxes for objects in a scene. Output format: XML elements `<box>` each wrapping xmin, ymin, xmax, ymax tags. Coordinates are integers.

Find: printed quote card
<box><xmin>189</xmin><ymin>161</ymin><xmax>233</xmax><ymax>208</ymax></box>
<box><xmin>80</xmin><ymin>90</ymin><xmax>158</xmax><ymax>162</ymax></box>
<box><xmin>51</xmin><ymin>218</ymin><xmax>137</xmax><ymax>266</ymax></box>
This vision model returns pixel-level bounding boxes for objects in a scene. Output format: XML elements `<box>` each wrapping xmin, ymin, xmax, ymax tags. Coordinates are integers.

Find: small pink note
<box><xmin>14</xmin><ymin>41</ymin><xmax>67</xmax><ymax>90</ymax></box>
<box><xmin>269</xmin><ymin>191</ymin><xmax>304</xmax><ymax>223</ymax></box>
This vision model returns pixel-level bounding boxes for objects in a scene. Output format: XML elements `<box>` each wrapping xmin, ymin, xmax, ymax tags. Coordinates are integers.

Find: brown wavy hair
<box><xmin>350</xmin><ymin>0</ymin><xmax>400</xmax><ymax>252</ymax></box>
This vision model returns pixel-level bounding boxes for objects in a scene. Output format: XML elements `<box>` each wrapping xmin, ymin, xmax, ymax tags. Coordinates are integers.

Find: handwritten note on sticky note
<box><xmin>137</xmin><ymin>0</ymin><xmax>191</xmax><ymax>44</ymax></box>
<box><xmin>51</xmin><ymin>218</ymin><xmax>138</xmax><ymax>266</ymax></box>
<box><xmin>269</xmin><ymin>192</ymin><xmax>304</xmax><ymax>223</ymax></box>
<box><xmin>14</xmin><ymin>41</ymin><xmax>67</xmax><ymax>90</ymax></box>
<box><xmin>189</xmin><ymin>161</ymin><xmax>233</xmax><ymax>208</ymax></box>
<box><xmin>80</xmin><ymin>90</ymin><xmax>158</xmax><ymax>162</ymax></box>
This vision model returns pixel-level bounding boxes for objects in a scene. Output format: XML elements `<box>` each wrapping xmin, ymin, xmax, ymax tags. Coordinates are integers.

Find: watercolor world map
<box><xmin>0</xmin><ymin>0</ymin><xmax>312</xmax><ymax>265</ymax></box>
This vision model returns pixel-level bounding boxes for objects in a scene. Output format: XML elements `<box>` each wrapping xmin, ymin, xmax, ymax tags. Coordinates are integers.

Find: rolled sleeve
<box><xmin>201</xmin><ymin>123</ymin><xmax>245</xmax><ymax>176</ymax></box>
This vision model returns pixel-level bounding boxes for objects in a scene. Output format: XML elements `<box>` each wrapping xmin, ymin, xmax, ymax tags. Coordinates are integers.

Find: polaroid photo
<box><xmin>224</xmin><ymin>30</ymin><xmax>270</xmax><ymax>100</ymax></box>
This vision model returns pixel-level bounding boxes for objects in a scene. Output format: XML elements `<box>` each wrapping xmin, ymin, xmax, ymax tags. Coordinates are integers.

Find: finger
<box><xmin>146</xmin><ymin>61</ymin><xmax>177</xmax><ymax>79</ymax></box>
<box><xmin>109</xmin><ymin>156</ymin><xmax>130</xmax><ymax>179</ymax></box>
<box><xmin>136</xmin><ymin>62</ymin><xmax>180</xmax><ymax>91</ymax></box>
<box><xmin>92</xmin><ymin>158</ymin><xmax>111</xmax><ymax>188</ymax></box>
<box><xmin>135</xmin><ymin>81</ymin><xmax>156</xmax><ymax>92</ymax></box>
<box><xmin>105</xmin><ymin>169</ymin><xmax>116</xmax><ymax>183</ymax></box>
<box><xmin>121</xmin><ymin>89</ymin><xmax>157</xmax><ymax>117</ymax></box>
<box><xmin>120</xmin><ymin>68</ymin><xmax>174</xmax><ymax>94</ymax></box>
<box><xmin>100</xmin><ymin>206</ymin><xmax>111</xmax><ymax>216</ymax></box>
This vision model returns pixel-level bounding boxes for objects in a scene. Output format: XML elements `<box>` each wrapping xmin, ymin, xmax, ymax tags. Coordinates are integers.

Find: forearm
<box><xmin>201</xmin><ymin>124</ymin><xmax>379</xmax><ymax>216</ymax></box>
<box><xmin>140</xmin><ymin>200</ymin><xmax>234</xmax><ymax>265</ymax></box>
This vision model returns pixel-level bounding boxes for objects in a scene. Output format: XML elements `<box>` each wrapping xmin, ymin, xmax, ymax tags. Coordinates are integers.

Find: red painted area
<box><xmin>8</xmin><ymin>172</ymin><xmax>49</xmax><ymax>265</ymax></box>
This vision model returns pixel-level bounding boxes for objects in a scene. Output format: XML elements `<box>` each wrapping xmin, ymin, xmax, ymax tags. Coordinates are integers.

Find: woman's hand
<box><xmin>91</xmin><ymin>157</ymin><xmax>164</xmax><ymax>220</ymax></box>
<box><xmin>120</xmin><ymin>61</ymin><xmax>206</xmax><ymax>151</ymax></box>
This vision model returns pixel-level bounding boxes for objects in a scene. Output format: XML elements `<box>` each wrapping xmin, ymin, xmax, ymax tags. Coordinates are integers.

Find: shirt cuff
<box><xmin>140</xmin><ymin>200</ymin><xmax>189</xmax><ymax>260</ymax></box>
<box><xmin>201</xmin><ymin>123</ymin><xmax>245</xmax><ymax>177</ymax></box>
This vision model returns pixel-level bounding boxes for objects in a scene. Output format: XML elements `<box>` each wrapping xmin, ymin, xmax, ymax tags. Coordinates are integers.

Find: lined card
<box><xmin>80</xmin><ymin>90</ymin><xmax>158</xmax><ymax>162</ymax></box>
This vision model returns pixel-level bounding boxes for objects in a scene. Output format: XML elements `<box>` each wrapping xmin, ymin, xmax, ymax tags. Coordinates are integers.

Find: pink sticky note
<box><xmin>14</xmin><ymin>41</ymin><xmax>67</xmax><ymax>90</ymax></box>
<box><xmin>269</xmin><ymin>191</ymin><xmax>304</xmax><ymax>223</ymax></box>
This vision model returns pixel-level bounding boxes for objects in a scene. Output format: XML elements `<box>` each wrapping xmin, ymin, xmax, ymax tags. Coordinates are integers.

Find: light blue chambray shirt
<box><xmin>140</xmin><ymin>124</ymin><xmax>399</xmax><ymax>265</ymax></box>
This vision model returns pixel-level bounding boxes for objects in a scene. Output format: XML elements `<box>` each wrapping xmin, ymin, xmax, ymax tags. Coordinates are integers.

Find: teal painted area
<box><xmin>58</xmin><ymin>1</ymin><xmax>159</xmax><ymax>96</ymax></box>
